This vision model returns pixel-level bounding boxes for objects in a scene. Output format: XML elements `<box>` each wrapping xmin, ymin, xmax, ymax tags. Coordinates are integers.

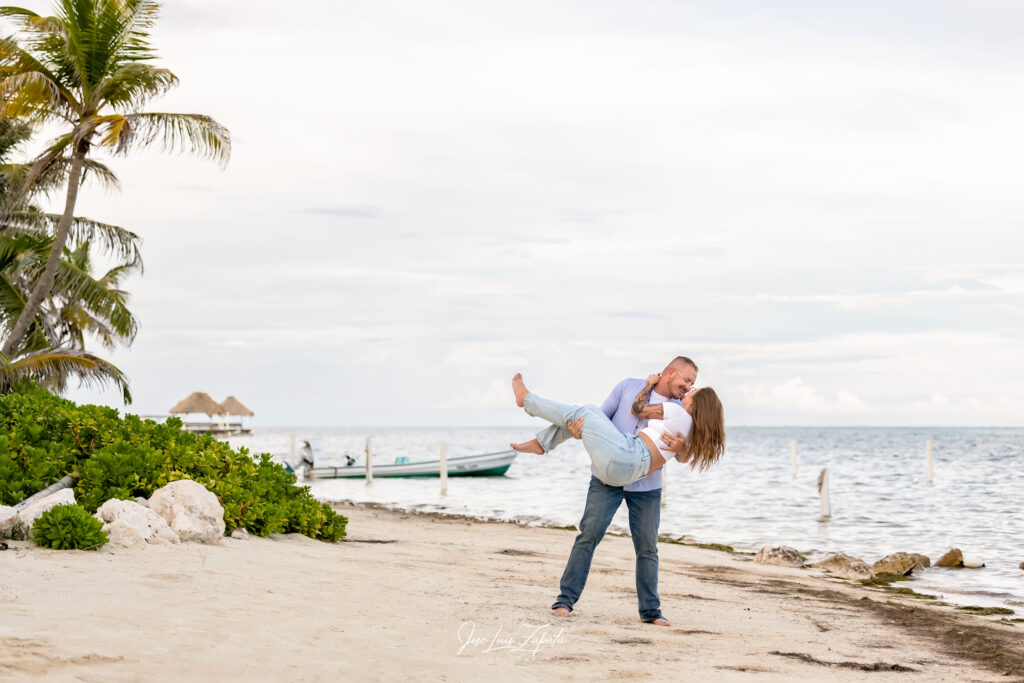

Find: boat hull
<box><xmin>301</xmin><ymin>449</ymin><xmax>517</xmax><ymax>479</ymax></box>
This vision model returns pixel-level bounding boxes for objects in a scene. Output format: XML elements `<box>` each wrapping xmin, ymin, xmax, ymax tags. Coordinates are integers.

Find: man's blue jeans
<box><xmin>552</xmin><ymin>476</ymin><xmax>664</xmax><ymax>622</ymax></box>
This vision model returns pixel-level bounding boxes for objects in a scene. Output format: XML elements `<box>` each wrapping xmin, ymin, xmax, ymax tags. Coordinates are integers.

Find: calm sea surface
<box><xmin>226</xmin><ymin>426</ymin><xmax>1023</xmax><ymax>610</ymax></box>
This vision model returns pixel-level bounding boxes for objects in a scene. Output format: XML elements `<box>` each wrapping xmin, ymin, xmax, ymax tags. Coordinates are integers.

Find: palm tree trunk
<box><xmin>1</xmin><ymin>147</ymin><xmax>87</xmax><ymax>358</ymax></box>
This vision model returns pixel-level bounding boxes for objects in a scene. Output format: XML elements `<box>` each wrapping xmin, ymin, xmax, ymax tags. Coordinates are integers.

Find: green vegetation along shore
<box><xmin>1</xmin><ymin>386</ymin><xmax>346</xmax><ymax>541</ymax></box>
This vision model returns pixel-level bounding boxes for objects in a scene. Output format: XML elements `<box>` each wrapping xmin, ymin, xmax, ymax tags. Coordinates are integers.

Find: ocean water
<box><xmin>226</xmin><ymin>426</ymin><xmax>1023</xmax><ymax>610</ymax></box>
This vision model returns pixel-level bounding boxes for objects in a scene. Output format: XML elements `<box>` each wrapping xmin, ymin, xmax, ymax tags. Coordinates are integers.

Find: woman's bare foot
<box><xmin>511</xmin><ymin>439</ymin><xmax>544</xmax><ymax>454</ymax></box>
<box><xmin>551</xmin><ymin>606</ymin><xmax>570</xmax><ymax>617</ymax></box>
<box><xmin>649</xmin><ymin>617</ymin><xmax>671</xmax><ymax>626</ymax></box>
<box><xmin>512</xmin><ymin>373</ymin><xmax>530</xmax><ymax>407</ymax></box>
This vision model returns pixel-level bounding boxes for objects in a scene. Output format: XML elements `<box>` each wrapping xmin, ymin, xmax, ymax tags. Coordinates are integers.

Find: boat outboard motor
<box><xmin>296</xmin><ymin>440</ymin><xmax>315</xmax><ymax>478</ymax></box>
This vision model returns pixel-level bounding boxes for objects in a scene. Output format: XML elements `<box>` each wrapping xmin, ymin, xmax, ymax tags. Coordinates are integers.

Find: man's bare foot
<box><xmin>511</xmin><ymin>439</ymin><xmax>544</xmax><ymax>454</ymax></box>
<box><xmin>512</xmin><ymin>373</ymin><xmax>530</xmax><ymax>407</ymax></box>
<box><xmin>648</xmin><ymin>617</ymin><xmax>671</xmax><ymax>627</ymax></box>
<box><xmin>551</xmin><ymin>607</ymin><xmax>570</xmax><ymax>617</ymax></box>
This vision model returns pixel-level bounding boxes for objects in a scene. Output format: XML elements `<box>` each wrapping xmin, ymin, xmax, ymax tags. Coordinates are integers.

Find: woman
<box><xmin>512</xmin><ymin>373</ymin><xmax>726</xmax><ymax>487</ymax></box>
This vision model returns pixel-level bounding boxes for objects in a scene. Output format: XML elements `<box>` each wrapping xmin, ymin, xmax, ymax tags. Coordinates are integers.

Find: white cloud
<box><xmin>737</xmin><ymin>377</ymin><xmax>867</xmax><ymax>414</ymax></box>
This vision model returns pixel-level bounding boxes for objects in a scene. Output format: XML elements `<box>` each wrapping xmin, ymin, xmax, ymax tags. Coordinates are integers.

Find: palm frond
<box><xmin>51</xmin><ymin>256</ymin><xmax>138</xmax><ymax>342</ymax></box>
<box><xmin>4</xmin><ymin>209</ymin><xmax>139</xmax><ymax>264</ymax></box>
<box><xmin>100</xmin><ymin>111</ymin><xmax>231</xmax><ymax>165</ymax></box>
<box><xmin>0</xmin><ymin>230</ymin><xmax>46</xmax><ymax>272</ymax></box>
<box><xmin>55</xmin><ymin>0</ymin><xmax>159</xmax><ymax>90</ymax></box>
<box><xmin>0</xmin><ymin>68</ymin><xmax>73</xmax><ymax>121</ymax></box>
<box><xmin>0</xmin><ymin>276</ymin><xmax>27</xmax><ymax>327</ymax></box>
<box><xmin>0</xmin><ymin>6</ymin><xmax>68</xmax><ymax>38</ymax></box>
<box><xmin>107</xmin><ymin>0</ymin><xmax>162</xmax><ymax>66</ymax></box>
<box><xmin>33</xmin><ymin>155</ymin><xmax>122</xmax><ymax>194</ymax></box>
<box><xmin>94</xmin><ymin>62</ymin><xmax>176</xmax><ymax>111</ymax></box>
<box><xmin>63</xmin><ymin>213</ymin><xmax>141</xmax><ymax>265</ymax></box>
<box><xmin>0</xmin><ymin>6</ymin><xmax>42</xmax><ymax>20</ymax></box>
<box><xmin>1</xmin><ymin>346</ymin><xmax>132</xmax><ymax>403</ymax></box>
<box><xmin>10</xmin><ymin>135</ymin><xmax>75</xmax><ymax>204</ymax></box>
<box><xmin>3</xmin><ymin>155</ymin><xmax>120</xmax><ymax>211</ymax></box>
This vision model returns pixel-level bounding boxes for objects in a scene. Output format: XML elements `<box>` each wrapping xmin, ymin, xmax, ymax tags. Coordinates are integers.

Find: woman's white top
<box><xmin>639</xmin><ymin>402</ymin><xmax>693</xmax><ymax>461</ymax></box>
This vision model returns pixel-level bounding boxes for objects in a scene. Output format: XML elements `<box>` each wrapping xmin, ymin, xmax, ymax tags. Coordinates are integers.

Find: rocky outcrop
<box><xmin>148</xmin><ymin>480</ymin><xmax>225</xmax><ymax>544</ymax></box>
<box><xmin>95</xmin><ymin>499</ymin><xmax>180</xmax><ymax>549</ymax></box>
<box><xmin>909</xmin><ymin>553</ymin><xmax>931</xmax><ymax>569</ymax></box>
<box><xmin>811</xmin><ymin>553</ymin><xmax>872</xmax><ymax>580</ymax></box>
<box><xmin>754</xmin><ymin>545</ymin><xmax>804</xmax><ymax>567</ymax></box>
<box><xmin>936</xmin><ymin>548</ymin><xmax>964</xmax><ymax>568</ymax></box>
<box><xmin>6</xmin><ymin>489</ymin><xmax>77</xmax><ymax>539</ymax></box>
<box><xmin>1019</xmin><ymin>561</ymin><xmax>1023</xmax><ymax>571</ymax></box>
<box><xmin>871</xmin><ymin>552</ymin><xmax>928</xmax><ymax>576</ymax></box>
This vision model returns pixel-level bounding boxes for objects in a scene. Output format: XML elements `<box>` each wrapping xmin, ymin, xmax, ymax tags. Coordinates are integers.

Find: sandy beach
<box><xmin>1</xmin><ymin>503</ymin><xmax>1021</xmax><ymax>682</ymax></box>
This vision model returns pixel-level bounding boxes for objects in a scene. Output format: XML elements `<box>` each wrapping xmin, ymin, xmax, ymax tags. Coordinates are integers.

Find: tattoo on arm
<box><xmin>631</xmin><ymin>381</ymin><xmax>664</xmax><ymax>419</ymax></box>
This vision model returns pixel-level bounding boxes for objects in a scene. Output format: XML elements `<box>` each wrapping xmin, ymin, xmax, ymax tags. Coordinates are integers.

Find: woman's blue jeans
<box><xmin>523</xmin><ymin>393</ymin><xmax>651</xmax><ymax>487</ymax></box>
<box><xmin>553</xmin><ymin>476</ymin><xmax>665</xmax><ymax>622</ymax></box>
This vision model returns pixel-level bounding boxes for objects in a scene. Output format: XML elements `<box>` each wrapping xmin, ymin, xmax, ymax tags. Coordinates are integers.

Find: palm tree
<box><xmin>0</xmin><ymin>115</ymin><xmax>138</xmax><ymax>401</ymax></box>
<box><xmin>0</xmin><ymin>226</ymin><xmax>141</xmax><ymax>351</ymax></box>
<box><xmin>0</xmin><ymin>229</ymin><xmax>133</xmax><ymax>400</ymax></box>
<box><xmin>0</xmin><ymin>0</ymin><xmax>230</xmax><ymax>358</ymax></box>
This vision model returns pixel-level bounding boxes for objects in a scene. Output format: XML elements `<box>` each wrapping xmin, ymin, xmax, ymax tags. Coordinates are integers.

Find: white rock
<box><xmin>229</xmin><ymin>528</ymin><xmax>250</xmax><ymax>540</ymax></box>
<box><xmin>16</xmin><ymin>488</ymin><xmax>76</xmax><ymax>538</ymax></box>
<box><xmin>0</xmin><ymin>505</ymin><xmax>17</xmax><ymax>538</ymax></box>
<box><xmin>754</xmin><ymin>545</ymin><xmax>805</xmax><ymax>567</ymax></box>
<box><xmin>148</xmin><ymin>480</ymin><xmax>225</xmax><ymax>544</ymax></box>
<box><xmin>134</xmin><ymin>496</ymin><xmax>149</xmax><ymax>508</ymax></box>
<box><xmin>961</xmin><ymin>556</ymin><xmax>985</xmax><ymax>569</ymax></box>
<box><xmin>95</xmin><ymin>499</ymin><xmax>180</xmax><ymax>549</ymax></box>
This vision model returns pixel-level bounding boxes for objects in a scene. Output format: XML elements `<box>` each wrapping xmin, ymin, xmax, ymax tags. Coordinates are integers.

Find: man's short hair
<box><xmin>669</xmin><ymin>356</ymin><xmax>698</xmax><ymax>373</ymax></box>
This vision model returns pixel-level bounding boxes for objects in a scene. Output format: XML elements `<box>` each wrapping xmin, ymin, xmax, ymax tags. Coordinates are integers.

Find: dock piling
<box><xmin>440</xmin><ymin>442</ymin><xmax>448</xmax><ymax>496</ymax></box>
<box><xmin>661</xmin><ymin>467</ymin><xmax>668</xmax><ymax>507</ymax></box>
<box><xmin>926</xmin><ymin>439</ymin><xmax>933</xmax><ymax>484</ymax></box>
<box><xmin>365</xmin><ymin>437</ymin><xmax>373</xmax><ymax>485</ymax></box>
<box><xmin>818</xmin><ymin>468</ymin><xmax>831</xmax><ymax>518</ymax></box>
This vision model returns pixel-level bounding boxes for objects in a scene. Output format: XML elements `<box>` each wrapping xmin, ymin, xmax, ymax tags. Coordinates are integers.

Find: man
<box><xmin>511</xmin><ymin>356</ymin><xmax>698</xmax><ymax>626</ymax></box>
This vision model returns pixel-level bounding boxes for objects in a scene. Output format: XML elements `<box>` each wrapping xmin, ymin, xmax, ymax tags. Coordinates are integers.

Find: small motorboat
<box><xmin>284</xmin><ymin>447</ymin><xmax>517</xmax><ymax>479</ymax></box>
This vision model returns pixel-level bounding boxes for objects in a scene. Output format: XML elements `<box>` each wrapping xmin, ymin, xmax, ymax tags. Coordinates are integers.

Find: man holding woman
<box><xmin>511</xmin><ymin>357</ymin><xmax>711</xmax><ymax>626</ymax></box>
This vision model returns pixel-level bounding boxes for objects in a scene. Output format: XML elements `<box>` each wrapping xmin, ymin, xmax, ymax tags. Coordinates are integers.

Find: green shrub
<box><xmin>32</xmin><ymin>503</ymin><xmax>109</xmax><ymax>550</ymax></box>
<box><xmin>1</xmin><ymin>386</ymin><xmax>346</xmax><ymax>541</ymax></box>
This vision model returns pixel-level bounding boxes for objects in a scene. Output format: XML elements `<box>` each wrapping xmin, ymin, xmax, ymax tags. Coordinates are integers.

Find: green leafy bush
<box><xmin>1</xmin><ymin>386</ymin><xmax>346</xmax><ymax>541</ymax></box>
<box><xmin>32</xmin><ymin>503</ymin><xmax>109</xmax><ymax>550</ymax></box>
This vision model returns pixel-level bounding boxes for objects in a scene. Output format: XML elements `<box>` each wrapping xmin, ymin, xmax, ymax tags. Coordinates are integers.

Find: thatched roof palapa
<box><xmin>220</xmin><ymin>396</ymin><xmax>254</xmax><ymax>416</ymax></box>
<box><xmin>169</xmin><ymin>391</ymin><xmax>226</xmax><ymax>416</ymax></box>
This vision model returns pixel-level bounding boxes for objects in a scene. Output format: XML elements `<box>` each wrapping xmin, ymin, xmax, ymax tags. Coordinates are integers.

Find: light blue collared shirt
<box><xmin>596</xmin><ymin>378</ymin><xmax>682</xmax><ymax>492</ymax></box>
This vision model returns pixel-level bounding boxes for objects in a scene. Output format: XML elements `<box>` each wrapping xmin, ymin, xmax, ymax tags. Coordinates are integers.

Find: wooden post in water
<box><xmin>790</xmin><ymin>440</ymin><xmax>797</xmax><ymax>479</ymax></box>
<box><xmin>365</xmin><ymin>437</ymin><xmax>373</xmax><ymax>485</ymax></box>
<box><xmin>926</xmin><ymin>439</ymin><xmax>933</xmax><ymax>484</ymax></box>
<box><xmin>818</xmin><ymin>468</ymin><xmax>831</xmax><ymax>518</ymax></box>
<box><xmin>440</xmin><ymin>442</ymin><xmax>448</xmax><ymax>497</ymax></box>
<box><xmin>661</xmin><ymin>468</ymin><xmax>668</xmax><ymax>508</ymax></box>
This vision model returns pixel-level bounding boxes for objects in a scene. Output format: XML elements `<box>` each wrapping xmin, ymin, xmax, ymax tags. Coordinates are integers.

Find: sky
<box><xmin>11</xmin><ymin>0</ymin><xmax>1024</xmax><ymax>426</ymax></box>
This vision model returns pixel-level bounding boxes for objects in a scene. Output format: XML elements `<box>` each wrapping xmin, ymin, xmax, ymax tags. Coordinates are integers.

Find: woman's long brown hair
<box><xmin>685</xmin><ymin>388</ymin><xmax>726</xmax><ymax>471</ymax></box>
